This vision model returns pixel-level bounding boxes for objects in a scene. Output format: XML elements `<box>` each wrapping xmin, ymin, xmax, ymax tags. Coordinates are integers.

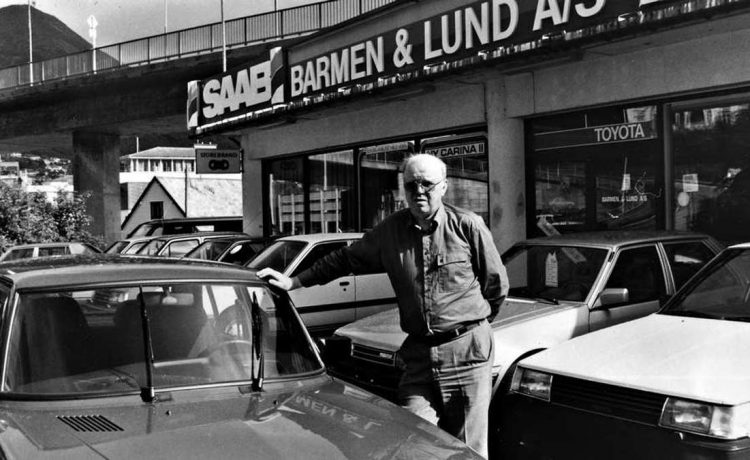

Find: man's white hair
<box><xmin>402</xmin><ymin>153</ymin><xmax>447</xmax><ymax>179</ymax></box>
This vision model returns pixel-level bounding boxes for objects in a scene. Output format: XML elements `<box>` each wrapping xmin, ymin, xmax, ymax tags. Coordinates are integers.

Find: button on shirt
<box><xmin>296</xmin><ymin>204</ymin><xmax>508</xmax><ymax>337</ymax></box>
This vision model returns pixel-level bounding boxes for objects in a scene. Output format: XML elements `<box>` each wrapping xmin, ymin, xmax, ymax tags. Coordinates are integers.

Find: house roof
<box><xmin>120</xmin><ymin>175</ymin><xmax>242</xmax><ymax>230</ymax></box>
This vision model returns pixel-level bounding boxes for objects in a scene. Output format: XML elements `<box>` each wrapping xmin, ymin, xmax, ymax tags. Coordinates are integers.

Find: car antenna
<box><xmin>138</xmin><ymin>286</ymin><xmax>157</xmax><ymax>403</ymax></box>
<box><xmin>251</xmin><ymin>291</ymin><xmax>264</xmax><ymax>392</ymax></box>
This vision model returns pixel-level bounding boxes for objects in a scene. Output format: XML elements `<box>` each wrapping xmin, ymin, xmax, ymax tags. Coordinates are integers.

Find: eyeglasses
<box><xmin>404</xmin><ymin>179</ymin><xmax>443</xmax><ymax>194</ymax></box>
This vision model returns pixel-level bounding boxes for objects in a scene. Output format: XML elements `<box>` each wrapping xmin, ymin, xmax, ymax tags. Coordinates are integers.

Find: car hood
<box><xmin>521</xmin><ymin>314</ymin><xmax>750</xmax><ymax>405</ymax></box>
<box><xmin>335</xmin><ymin>298</ymin><xmax>580</xmax><ymax>352</ymax></box>
<box><xmin>0</xmin><ymin>377</ymin><xmax>480</xmax><ymax>459</ymax></box>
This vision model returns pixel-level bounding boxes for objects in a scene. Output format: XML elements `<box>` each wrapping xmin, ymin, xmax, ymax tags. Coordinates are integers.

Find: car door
<box><xmin>354</xmin><ymin>272</ymin><xmax>397</xmax><ymax>320</ymax></box>
<box><xmin>287</xmin><ymin>240</ymin><xmax>356</xmax><ymax>336</ymax></box>
<box><xmin>589</xmin><ymin>244</ymin><xmax>667</xmax><ymax>332</ymax></box>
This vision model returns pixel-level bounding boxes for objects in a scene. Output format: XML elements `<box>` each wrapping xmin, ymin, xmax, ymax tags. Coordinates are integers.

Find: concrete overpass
<box><xmin>0</xmin><ymin>0</ymin><xmax>398</xmax><ymax>244</ymax></box>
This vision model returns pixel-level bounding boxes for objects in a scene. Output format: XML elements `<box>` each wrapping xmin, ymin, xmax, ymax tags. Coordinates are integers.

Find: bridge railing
<box><xmin>0</xmin><ymin>0</ymin><xmax>396</xmax><ymax>90</ymax></box>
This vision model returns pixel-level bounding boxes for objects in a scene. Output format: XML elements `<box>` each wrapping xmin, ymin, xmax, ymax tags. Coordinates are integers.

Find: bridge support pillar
<box><xmin>72</xmin><ymin>131</ymin><xmax>122</xmax><ymax>245</ymax></box>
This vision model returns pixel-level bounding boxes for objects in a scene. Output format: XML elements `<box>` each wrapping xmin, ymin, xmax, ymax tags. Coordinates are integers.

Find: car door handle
<box><xmin>339</xmin><ymin>281</ymin><xmax>350</xmax><ymax>286</ymax></box>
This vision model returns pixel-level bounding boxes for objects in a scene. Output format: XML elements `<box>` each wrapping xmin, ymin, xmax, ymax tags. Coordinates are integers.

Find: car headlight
<box><xmin>659</xmin><ymin>398</ymin><xmax>750</xmax><ymax>439</ymax></box>
<box><xmin>510</xmin><ymin>368</ymin><xmax>552</xmax><ymax>402</ymax></box>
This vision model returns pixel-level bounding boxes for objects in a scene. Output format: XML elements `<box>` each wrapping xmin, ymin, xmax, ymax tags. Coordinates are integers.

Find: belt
<box><xmin>416</xmin><ymin>319</ymin><xmax>484</xmax><ymax>346</ymax></box>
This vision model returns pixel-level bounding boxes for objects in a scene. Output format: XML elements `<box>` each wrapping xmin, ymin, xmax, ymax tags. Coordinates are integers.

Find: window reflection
<box><xmin>673</xmin><ymin>103</ymin><xmax>750</xmax><ymax>245</ymax></box>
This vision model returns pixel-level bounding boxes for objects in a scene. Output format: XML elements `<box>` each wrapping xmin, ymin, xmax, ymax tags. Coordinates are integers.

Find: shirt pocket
<box><xmin>437</xmin><ymin>253</ymin><xmax>474</xmax><ymax>292</ymax></box>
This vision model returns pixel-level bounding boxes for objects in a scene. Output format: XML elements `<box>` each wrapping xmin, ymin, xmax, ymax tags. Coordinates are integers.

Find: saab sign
<box><xmin>195</xmin><ymin>149</ymin><xmax>242</xmax><ymax>174</ymax></box>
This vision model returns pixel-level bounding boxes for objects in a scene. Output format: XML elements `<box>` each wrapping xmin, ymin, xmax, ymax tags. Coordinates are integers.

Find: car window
<box><xmin>5</xmin><ymin>282</ymin><xmax>322</xmax><ymax>395</ymax></box>
<box><xmin>662</xmin><ymin>248</ymin><xmax>750</xmax><ymax>321</ymax></box>
<box><xmin>38</xmin><ymin>246</ymin><xmax>68</xmax><ymax>257</ymax></box>
<box><xmin>3</xmin><ymin>248</ymin><xmax>34</xmax><ymax>261</ymax></box>
<box><xmin>106</xmin><ymin>241</ymin><xmax>128</xmax><ymax>254</ymax></box>
<box><xmin>247</xmin><ymin>241</ymin><xmax>307</xmax><ymax>272</ymax></box>
<box><xmin>124</xmin><ymin>241</ymin><xmax>148</xmax><ymax>254</ymax></box>
<box><xmin>291</xmin><ymin>241</ymin><xmax>349</xmax><ymax>277</ymax></box>
<box><xmin>220</xmin><ymin>242</ymin><xmax>264</xmax><ymax>265</ymax></box>
<box><xmin>605</xmin><ymin>245</ymin><xmax>666</xmax><ymax>304</ymax></box>
<box><xmin>138</xmin><ymin>239</ymin><xmax>167</xmax><ymax>256</ymax></box>
<box><xmin>662</xmin><ymin>240</ymin><xmax>717</xmax><ymax>289</ymax></box>
<box><xmin>504</xmin><ymin>244</ymin><xmax>608</xmax><ymax>302</ymax></box>
<box><xmin>185</xmin><ymin>240</ymin><xmax>232</xmax><ymax>260</ymax></box>
<box><xmin>163</xmin><ymin>239</ymin><xmax>199</xmax><ymax>257</ymax></box>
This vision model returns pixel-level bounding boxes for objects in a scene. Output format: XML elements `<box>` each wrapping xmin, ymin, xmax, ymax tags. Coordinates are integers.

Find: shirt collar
<box><xmin>409</xmin><ymin>205</ymin><xmax>446</xmax><ymax>234</ymax></box>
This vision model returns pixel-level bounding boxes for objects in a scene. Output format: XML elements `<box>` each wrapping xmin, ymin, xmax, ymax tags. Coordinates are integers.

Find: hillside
<box><xmin>0</xmin><ymin>5</ymin><xmax>91</xmax><ymax>69</ymax></box>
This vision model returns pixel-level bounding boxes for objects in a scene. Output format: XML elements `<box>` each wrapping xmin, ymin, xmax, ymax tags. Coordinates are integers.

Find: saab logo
<box><xmin>195</xmin><ymin>149</ymin><xmax>241</xmax><ymax>174</ymax></box>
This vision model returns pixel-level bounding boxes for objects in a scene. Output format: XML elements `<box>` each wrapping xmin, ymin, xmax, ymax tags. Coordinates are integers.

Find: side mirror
<box><xmin>595</xmin><ymin>288</ymin><xmax>629</xmax><ymax>309</ymax></box>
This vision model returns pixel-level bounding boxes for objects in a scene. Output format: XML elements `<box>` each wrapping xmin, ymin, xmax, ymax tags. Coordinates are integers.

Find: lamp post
<box><xmin>88</xmin><ymin>15</ymin><xmax>98</xmax><ymax>72</ymax></box>
<box><xmin>220</xmin><ymin>0</ymin><xmax>227</xmax><ymax>72</ymax></box>
<box><xmin>27</xmin><ymin>0</ymin><xmax>33</xmax><ymax>83</ymax></box>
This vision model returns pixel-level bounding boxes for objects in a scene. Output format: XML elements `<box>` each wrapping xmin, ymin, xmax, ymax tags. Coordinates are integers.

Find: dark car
<box><xmin>183</xmin><ymin>236</ymin><xmax>272</xmax><ymax>265</ymax></box>
<box><xmin>126</xmin><ymin>216</ymin><xmax>244</xmax><ymax>238</ymax></box>
<box><xmin>134</xmin><ymin>231</ymin><xmax>248</xmax><ymax>258</ymax></box>
<box><xmin>0</xmin><ymin>255</ymin><xmax>481</xmax><ymax>459</ymax></box>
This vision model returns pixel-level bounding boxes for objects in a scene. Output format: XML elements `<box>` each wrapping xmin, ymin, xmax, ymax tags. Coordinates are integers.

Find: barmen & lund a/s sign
<box><xmin>195</xmin><ymin>149</ymin><xmax>242</xmax><ymax>174</ymax></box>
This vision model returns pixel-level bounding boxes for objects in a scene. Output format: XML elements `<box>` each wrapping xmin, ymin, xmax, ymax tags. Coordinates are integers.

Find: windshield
<box><xmin>503</xmin><ymin>244</ymin><xmax>608</xmax><ymax>302</ymax></box>
<box><xmin>4</xmin><ymin>282</ymin><xmax>321</xmax><ymax>396</ymax></box>
<box><xmin>129</xmin><ymin>223</ymin><xmax>159</xmax><ymax>238</ymax></box>
<box><xmin>220</xmin><ymin>241</ymin><xmax>265</xmax><ymax>265</ymax></box>
<box><xmin>184</xmin><ymin>240</ymin><xmax>232</xmax><ymax>260</ymax></box>
<box><xmin>105</xmin><ymin>241</ymin><xmax>128</xmax><ymax>254</ymax></box>
<box><xmin>661</xmin><ymin>248</ymin><xmax>750</xmax><ymax>321</ymax></box>
<box><xmin>246</xmin><ymin>241</ymin><xmax>307</xmax><ymax>273</ymax></box>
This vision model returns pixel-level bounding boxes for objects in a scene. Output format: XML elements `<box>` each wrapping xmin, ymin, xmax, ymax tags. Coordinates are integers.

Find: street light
<box><xmin>88</xmin><ymin>15</ymin><xmax>98</xmax><ymax>72</ymax></box>
<box><xmin>220</xmin><ymin>0</ymin><xmax>227</xmax><ymax>72</ymax></box>
<box><xmin>27</xmin><ymin>0</ymin><xmax>34</xmax><ymax>83</ymax></box>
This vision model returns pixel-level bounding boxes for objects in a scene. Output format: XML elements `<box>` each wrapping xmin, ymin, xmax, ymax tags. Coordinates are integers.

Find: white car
<box><xmin>504</xmin><ymin>243</ymin><xmax>750</xmax><ymax>459</ymax></box>
<box><xmin>0</xmin><ymin>242</ymin><xmax>100</xmax><ymax>262</ymax></box>
<box><xmin>246</xmin><ymin>233</ymin><xmax>397</xmax><ymax>337</ymax></box>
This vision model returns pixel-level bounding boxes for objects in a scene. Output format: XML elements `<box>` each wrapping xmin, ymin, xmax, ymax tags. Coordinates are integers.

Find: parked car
<box><xmin>126</xmin><ymin>216</ymin><xmax>243</xmax><ymax>238</ymax></box>
<box><xmin>503</xmin><ymin>242</ymin><xmax>750</xmax><ymax>459</ymax></box>
<box><xmin>134</xmin><ymin>231</ymin><xmax>248</xmax><ymax>258</ymax></box>
<box><xmin>324</xmin><ymin>231</ymin><xmax>722</xmax><ymax>415</ymax></box>
<box><xmin>0</xmin><ymin>242</ymin><xmax>100</xmax><ymax>262</ymax></box>
<box><xmin>245</xmin><ymin>233</ymin><xmax>397</xmax><ymax>337</ymax></box>
<box><xmin>104</xmin><ymin>236</ymin><xmax>160</xmax><ymax>255</ymax></box>
<box><xmin>183</xmin><ymin>236</ymin><xmax>272</xmax><ymax>265</ymax></box>
<box><xmin>0</xmin><ymin>255</ymin><xmax>481</xmax><ymax>459</ymax></box>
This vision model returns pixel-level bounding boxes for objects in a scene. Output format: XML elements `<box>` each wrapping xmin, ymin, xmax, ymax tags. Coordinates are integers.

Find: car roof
<box><xmin>152</xmin><ymin>231</ymin><xmax>248</xmax><ymax>241</ymax></box>
<box><xmin>521</xmin><ymin>230</ymin><xmax>715</xmax><ymax>249</ymax></box>
<box><xmin>0</xmin><ymin>254</ymin><xmax>259</xmax><ymax>290</ymax></box>
<box><xmin>141</xmin><ymin>216</ymin><xmax>242</xmax><ymax>224</ymax></box>
<box><xmin>3</xmin><ymin>242</ymin><xmax>90</xmax><ymax>250</ymax></box>
<box><xmin>276</xmin><ymin>232</ymin><xmax>364</xmax><ymax>243</ymax></box>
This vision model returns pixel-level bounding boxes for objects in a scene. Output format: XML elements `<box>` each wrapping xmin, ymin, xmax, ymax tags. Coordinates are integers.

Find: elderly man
<box><xmin>258</xmin><ymin>153</ymin><xmax>508</xmax><ymax>458</ymax></box>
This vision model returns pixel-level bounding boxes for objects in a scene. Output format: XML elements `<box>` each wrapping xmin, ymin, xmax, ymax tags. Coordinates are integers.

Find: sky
<box><xmin>1</xmin><ymin>0</ymin><xmax>323</xmax><ymax>47</ymax></box>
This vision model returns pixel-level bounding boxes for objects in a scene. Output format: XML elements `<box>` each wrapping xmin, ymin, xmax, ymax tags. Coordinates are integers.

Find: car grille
<box><xmin>351</xmin><ymin>343</ymin><xmax>396</xmax><ymax>367</ymax></box>
<box><xmin>552</xmin><ymin>375</ymin><xmax>667</xmax><ymax>425</ymax></box>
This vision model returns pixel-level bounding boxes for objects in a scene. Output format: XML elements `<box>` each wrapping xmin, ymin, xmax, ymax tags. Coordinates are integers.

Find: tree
<box><xmin>0</xmin><ymin>183</ymin><xmax>102</xmax><ymax>253</ymax></box>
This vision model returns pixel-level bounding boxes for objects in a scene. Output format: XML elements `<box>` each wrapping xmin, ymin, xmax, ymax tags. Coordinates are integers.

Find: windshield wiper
<box><xmin>137</xmin><ymin>286</ymin><xmax>157</xmax><ymax>403</ymax></box>
<box><xmin>251</xmin><ymin>292</ymin><xmax>264</xmax><ymax>392</ymax></box>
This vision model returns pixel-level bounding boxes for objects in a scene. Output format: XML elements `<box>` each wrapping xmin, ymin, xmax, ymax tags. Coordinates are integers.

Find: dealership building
<box><xmin>188</xmin><ymin>0</ymin><xmax>750</xmax><ymax>252</ymax></box>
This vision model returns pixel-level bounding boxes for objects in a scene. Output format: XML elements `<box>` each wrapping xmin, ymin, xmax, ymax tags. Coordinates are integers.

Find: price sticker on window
<box><xmin>545</xmin><ymin>253</ymin><xmax>558</xmax><ymax>288</ymax></box>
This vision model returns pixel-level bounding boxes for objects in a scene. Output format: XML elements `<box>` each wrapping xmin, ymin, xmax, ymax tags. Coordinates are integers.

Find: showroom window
<box><xmin>671</xmin><ymin>98</ymin><xmax>750</xmax><ymax>245</ymax></box>
<box><xmin>263</xmin><ymin>129</ymin><xmax>488</xmax><ymax>236</ymax></box>
<box><xmin>529</xmin><ymin>105</ymin><xmax>664</xmax><ymax>237</ymax></box>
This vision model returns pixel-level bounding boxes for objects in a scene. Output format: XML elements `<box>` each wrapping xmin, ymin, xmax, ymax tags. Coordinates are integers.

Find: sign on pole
<box><xmin>195</xmin><ymin>148</ymin><xmax>242</xmax><ymax>174</ymax></box>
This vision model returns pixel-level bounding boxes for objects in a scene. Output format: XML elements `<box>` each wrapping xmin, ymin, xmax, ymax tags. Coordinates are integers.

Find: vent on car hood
<box><xmin>58</xmin><ymin>415</ymin><xmax>123</xmax><ymax>432</ymax></box>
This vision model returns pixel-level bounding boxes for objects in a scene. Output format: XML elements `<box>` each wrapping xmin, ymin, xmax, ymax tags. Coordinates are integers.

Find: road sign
<box><xmin>195</xmin><ymin>148</ymin><xmax>241</xmax><ymax>174</ymax></box>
